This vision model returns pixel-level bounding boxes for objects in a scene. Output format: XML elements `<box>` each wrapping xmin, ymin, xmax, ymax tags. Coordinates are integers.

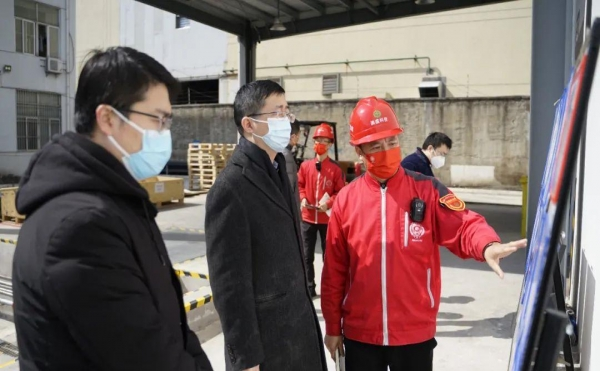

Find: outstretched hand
<box><xmin>484</xmin><ymin>239</ymin><xmax>528</xmax><ymax>279</ymax></box>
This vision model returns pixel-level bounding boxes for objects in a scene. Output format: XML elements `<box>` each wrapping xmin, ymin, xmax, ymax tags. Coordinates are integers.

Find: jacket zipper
<box><xmin>404</xmin><ymin>211</ymin><xmax>409</xmax><ymax>248</ymax></box>
<box><xmin>315</xmin><ymin>170</ymin><xmax>321</xmax><ymax>224</ymax></box>
<box><xmin>427</xmin><ymin>268</ymin><xmax>434</xmax><ymax>308</ymax></box>
<box><xmin>380</xmin><ymin>183</ymin><xmax>389</xmax><ymax>346</ymax></box>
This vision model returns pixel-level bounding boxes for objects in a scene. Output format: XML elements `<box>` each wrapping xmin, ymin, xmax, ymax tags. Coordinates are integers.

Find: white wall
<box><xmin>75</xmin><ymin>0</ymin><xmax>120</xmax><ymax>78</ymax></box>
<box><xmin>221</xmin><ymin>0</ymin><xmax>532</xmax><ymax>103</ymax></box>
<box><xmin>120</xmin><ymin>0</ymin><xmax>228</xmax><ymax>81</ymax></box>
<box><xmin>0</xmin><ymin>0</ymin><xmax>77</xmax><ymax>176</ymax></box>
<box><xmin>577</xmin><ymin>4</ymin><xmax>600</xmax><ymax>370</ymax></box>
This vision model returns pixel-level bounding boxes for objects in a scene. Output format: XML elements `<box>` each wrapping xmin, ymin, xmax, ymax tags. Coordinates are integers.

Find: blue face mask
<box><xmin>251</xmin><ymin>117</ymin><xmax>291</xmax><ymax>153</ymax></box>
<box><xmin>108</xmin><ymin>109</ymin><xmax>172</xmax><ymax>181</ymax></box>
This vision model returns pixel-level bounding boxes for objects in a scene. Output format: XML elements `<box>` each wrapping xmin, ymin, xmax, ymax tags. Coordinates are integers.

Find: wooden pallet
<box><xmin>1</xmin><ymin>187</ymin><xmax>26</xmax><ymax>224</ymax></box>
<box><xmin>154</xmin><ymin>198</ymin><xmax>185</xmax><ymax>208</ymax></box>
<box><xmin>187</xmin><ymin>143</ymin><xmax>236</xmax><ymax>191</ymax></box>
<box><xmin>1</xmin><ymin>214</ymin><xmax>25</xmax><ymax>224</ymax></box>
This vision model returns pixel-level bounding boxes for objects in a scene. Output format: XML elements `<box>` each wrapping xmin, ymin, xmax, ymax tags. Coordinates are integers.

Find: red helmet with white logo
<box><xmin>313</xmin><ymin>123</ymin><xmax>334</xmax><ymax>140</ymax></box>
<box><xmin>349</xmin><ymin>97</ymin><xmax>403</xmax><ymax>146</ymax></box>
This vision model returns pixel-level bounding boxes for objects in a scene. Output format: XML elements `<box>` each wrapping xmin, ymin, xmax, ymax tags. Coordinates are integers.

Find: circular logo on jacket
<box><xmin>410</xmin><ymin>223</ymin><xmax>425</xmax><ymax>240</ymax></box>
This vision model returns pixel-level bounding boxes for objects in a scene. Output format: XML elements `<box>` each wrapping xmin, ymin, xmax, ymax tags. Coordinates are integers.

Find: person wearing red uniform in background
<box><xmin>298</xmin><ymin>123</ymin><xmax>346</xmax><ymax>298</ymax></box>
<box><xmin>321</xmin><ymin>97</ymin><xmax>527</xmax><ymax>371</ymax></box>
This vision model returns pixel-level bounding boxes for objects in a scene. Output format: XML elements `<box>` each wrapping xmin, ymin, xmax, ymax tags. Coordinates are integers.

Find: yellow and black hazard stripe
<box><xmin>184</xmin><ymin>294</ymin><xmax>213</xmax><ymax>312</ymax></box>
<box><xmin>175</xmin><ymin>256</ymin><xmax>204</xmax><ymax>266</ymax></box>
<box><xmin>174</xmin><ymin>269</ymin><xmax>209</xmax><ymax>280</ymax></box>
<box><xmin>0</xmin><ymin>238</ymin><xmax>17</xmax><ymax>245</ymax></box>
<box><xmin>0</xmin><ymin>358</ymin><xmax>18</xmax><ymax>369</ymax></box>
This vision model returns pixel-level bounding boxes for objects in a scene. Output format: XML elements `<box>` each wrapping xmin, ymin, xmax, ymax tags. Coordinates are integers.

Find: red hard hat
<box><xmin>349</xmin><ymin>97</ymin><xmax>403</xmax><ymax>146</ymax></box>
<box><xmin>313</xmin><ymin>123</ymin><xmax>334</xmax><ymax>140</ymax></box>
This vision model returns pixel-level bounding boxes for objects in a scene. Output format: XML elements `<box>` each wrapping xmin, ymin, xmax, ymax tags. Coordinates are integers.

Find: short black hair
<box><xmin>422</xmin><ymin>132</ymin><xmax>453</xmax><ymax>150</ymax></box>
<box><xmin>233</xmin><ymin>80</ymin><xmax>286</xmax><ymax>135</ymax></box>
<box><xmin>290</xmin><ymin>122</ymin><xmax>300</xmax><ymax>136</ymax></box>
<box><xmin>75</xmin><ymin>47</ymin><xmax>179</xmax><ymax>135</ymax></box>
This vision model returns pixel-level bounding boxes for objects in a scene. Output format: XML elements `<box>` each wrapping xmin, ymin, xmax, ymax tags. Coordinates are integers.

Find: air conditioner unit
<box><xmin>46</xmin><ymin>58</ymin><xmax>62</xmax><ymax>74</ymax></box>
<box><xmin>418</xmin><ymin>76</ymin><xmax>445</xmax><ymax>98</ymax></box>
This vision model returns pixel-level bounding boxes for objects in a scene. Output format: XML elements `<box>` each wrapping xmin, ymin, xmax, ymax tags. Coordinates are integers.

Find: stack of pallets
<box><xmin>187</xmin><ymin>143</ymin><xmax>236</xmax><ymax>191</ymax></box>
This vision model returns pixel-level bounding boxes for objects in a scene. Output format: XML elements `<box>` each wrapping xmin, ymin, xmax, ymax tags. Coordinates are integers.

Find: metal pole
<box><xmin>238</xmin><ymin>22</ymin><xmax>256</xmax><ymax>87</ymax></box>
<box><xmin>527</xmin><ymin>0</ymin><xmax>569</xmax><ymax>242</ymax></box>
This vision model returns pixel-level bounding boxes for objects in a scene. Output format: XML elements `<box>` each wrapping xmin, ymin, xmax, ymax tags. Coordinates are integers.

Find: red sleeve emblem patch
<box><xmin>439</xmin><ymin>194</ymin><xmax>466</xmax><ymax>211</ymax></box>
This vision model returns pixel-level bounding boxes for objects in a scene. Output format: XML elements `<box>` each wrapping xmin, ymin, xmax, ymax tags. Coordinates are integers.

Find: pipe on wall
<box><xmin>222</xmin><ymin>56</ymin><xmax>433</xmax><ymax>75</ymax></box>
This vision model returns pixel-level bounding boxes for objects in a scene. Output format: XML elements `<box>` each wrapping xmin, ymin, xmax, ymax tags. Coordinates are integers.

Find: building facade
<box><xmin>76</xmin><ymin>0</ymin><xmax>229</xmax><ymax>106</ymax></box>
<box><xmin>221</xmin><ymin>0</ymin><xmax>532</xmax><ymax>103</ymax></box>
<box><xmin>1</xmin><ymin>0</ymin><xmax>532</xmax><ymax>177</ymax></box>
<box><xmin>0</xmin><ymin>0</ymin><xmax>76</xmax><ymax>177</ymax></box>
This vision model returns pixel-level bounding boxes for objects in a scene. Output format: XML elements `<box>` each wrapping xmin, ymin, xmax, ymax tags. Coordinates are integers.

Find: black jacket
<box><xmin>12</xmin><ymin>132</ymin><xmax>212</xmax><ymax>371</ymax></box>
<box><xmin>282</xmin><ymin>145</ymin><xmax>301</xmax><ymax>216</ymax></box>
<box><xmin>205</xmin><ymin>138</ymin><xmax>327</xmax><ymax>371</ymax></box>
<box><xmin>401</xmin><ymin>147</ymin><xmax>435</xmax><ymax>177</ymax></box>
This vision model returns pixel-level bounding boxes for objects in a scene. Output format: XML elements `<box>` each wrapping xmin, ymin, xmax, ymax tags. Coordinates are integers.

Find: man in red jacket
<box><xmin>298</xmin><ymin>123</ymin><xmax>346</xmax><ymax>298</ymax></box>
<box><xmin>321</xmin><ymin>97</ymin><xmax>527</xmax><ymax>371</ymax></box>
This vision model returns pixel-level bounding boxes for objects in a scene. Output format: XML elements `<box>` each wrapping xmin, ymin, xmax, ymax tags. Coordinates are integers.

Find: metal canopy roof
<box><xmin>137</xmin><ymin>0</ymin><xmax>516</xmax><ymax>41</ymax></box>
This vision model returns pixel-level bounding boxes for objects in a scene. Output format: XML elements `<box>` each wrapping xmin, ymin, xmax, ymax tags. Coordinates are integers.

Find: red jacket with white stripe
<box><xmin>298</xmin><ymin>157</ymin><xmax>345</xmax><ymax>225</ymax></box>
<box><xmin>321</xmin><ymin>169</ymin><xmax>500</xmax><ymax>346</ymax></box>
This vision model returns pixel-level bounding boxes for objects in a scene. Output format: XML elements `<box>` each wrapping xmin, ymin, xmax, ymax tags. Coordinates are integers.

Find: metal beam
<box><xmin>297</xmin><ymin>0</ymin><xmax>325</xmax><ymax>15</ymax></box>
<box><xmin>257</xmin><ymin>0</ymin><xmax>299</xmax><ymax>18</ymax></box>
<box><xmin>136</xmin><ymin>0</ymin><xmax>245</xmax><ymax>35</ymax></box>
<box><xmin>358</xmin><ymin>0</ymin><xmax>379</xmax><ymax>15</ymax></box>
<box><xmin>212</xmin><ymin>0</ymin><xmax>275</xmax><ymax>23</ymax></box>
<box><xmin>257</xmin><ymin>0</ymin><xmax>510</xmax><ymax>40</ymax></box>
<box><xmin>337</xmin><ymin>0</ymin><xmax>352</xmax><ymax>8</ymax></box>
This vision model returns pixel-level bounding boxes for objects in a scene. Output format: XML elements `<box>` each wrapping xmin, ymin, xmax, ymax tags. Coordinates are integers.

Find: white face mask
<box><xmin>250</xmin><ymin>117</ymin><xmax>291</xmax><ymax>153</ymax></box>
<box><xmin>431</xmin><ymin>155</ymin><xmax>445</xmax><ymax>169</ymax></box>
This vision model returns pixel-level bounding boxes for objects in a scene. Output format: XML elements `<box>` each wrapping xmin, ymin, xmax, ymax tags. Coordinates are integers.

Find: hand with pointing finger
<box><xmin>483</xmin><ymin>239</ymin><xmax>527</xmax><ymax>279</ymax></box>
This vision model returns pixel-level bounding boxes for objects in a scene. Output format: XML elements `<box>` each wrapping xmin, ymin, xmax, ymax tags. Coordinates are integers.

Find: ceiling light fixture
<box><xmin>270</xmin><ymin>0</ymin><xmax>287</xmax><ymax>31</ymax></box>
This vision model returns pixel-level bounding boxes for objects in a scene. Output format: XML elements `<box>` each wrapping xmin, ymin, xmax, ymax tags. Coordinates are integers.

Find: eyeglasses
<box><xmin>121</xmin><ymin>109</ymin><xmax>173</xmax><ymax>131</ymax></box>
<box><xmin>248</xmin><ymin>110</ymin><xmax>296</xmax><ymax>123</ymax></box>
<box><xmin>432</xmin><ymin>149</ymin><xmax>447</xmax><ymax>157</ymax></box>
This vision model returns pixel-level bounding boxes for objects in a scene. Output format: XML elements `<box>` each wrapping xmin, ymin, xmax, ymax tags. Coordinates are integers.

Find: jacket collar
<box><xmin>313</xmin><ymin>156</ymin><xmax>331</xmax><ymax>164</ymax></box>
<box><xmin>416</xmin><ymin>147</ymin><xmax>432</xmax><ymax>165</ymax></box>
<box><xmin>231</xmin><ymin>143</ymin><xmax>293</xmax><ymax>219</ymax></box>
<box><xmin>362</xmin><ymin>166</ymin><xmax>405</xmax><ymax>192</ymax></box>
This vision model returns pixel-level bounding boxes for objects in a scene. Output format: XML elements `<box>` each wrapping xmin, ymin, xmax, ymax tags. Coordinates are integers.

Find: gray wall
<box><xmin>171</xmin><ymin>104</ymin><xmax>238</xmax><ymax>161</ymax></box>
<box><xmin>172</xmin><ymin>96</ymin><xmax>530</xmax><ymax>189</ymax></box>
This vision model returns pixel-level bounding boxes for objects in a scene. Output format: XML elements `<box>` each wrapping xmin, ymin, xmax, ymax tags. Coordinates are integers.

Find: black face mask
<box><xmin>315</xmin><ymin>161</ymin><xmax>322</xmax><ymax>172</ymax></box>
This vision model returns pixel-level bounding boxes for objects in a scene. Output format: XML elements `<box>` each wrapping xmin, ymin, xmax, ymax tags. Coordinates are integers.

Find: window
<box><xmin>174</xmin><ymin>79</ymin><xmax>219</xmax><ymax>105</ymax></box>
<box><xmin>14</xmin><ymin>0</ymin><xmax>59</xmax><ymax>58</ymax></box>
<box><xmin>176</xmin><ymin>15</ymin><xmax>190</xmax><ymax>29</ymax></box>
<box><xmin>16</xmin><ymin>90</ymin><xmax>61</xmax><ymax>151</ymax></box>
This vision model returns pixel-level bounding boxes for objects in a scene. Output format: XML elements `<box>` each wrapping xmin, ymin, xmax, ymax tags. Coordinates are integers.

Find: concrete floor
<box><xmin>0</xmin><ymin>194</ymin><xmax>527</xmax><ymax>370</ymax></box>
<box><xmin>157</xmin><ymin>197</ymin><xmax>527</xmax><ymax>371</ymax></box>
